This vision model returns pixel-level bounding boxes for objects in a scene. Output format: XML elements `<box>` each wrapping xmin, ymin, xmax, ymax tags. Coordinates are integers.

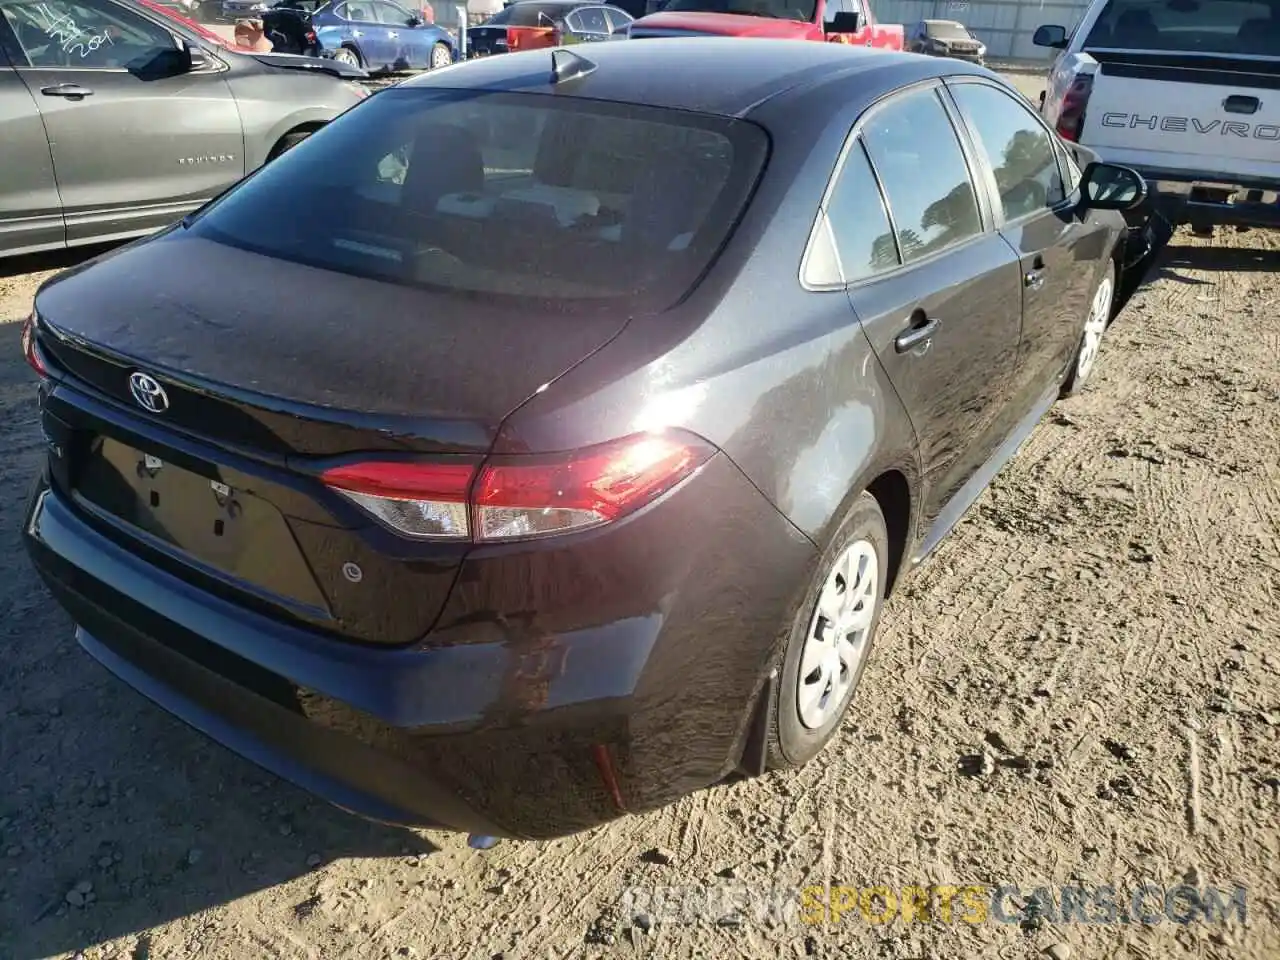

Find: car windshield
<box><xmin>187</xmin><ymin>88</ymin><xmax>769</xmax><ymax>312</ymax></box>
<box><xmin>1083</xmin><ymin>0</ymin><xmax>1280</xmax><ymax>53</ymax></box>
<box><xmin>927</xmin><ymin>20</ymin><xmax>970</xmax><ymax>37</ymax></box>
<box><xmin>660</xmin><ymin>0</ymin><xmax>818</xmax><ymax>23</ymax></box>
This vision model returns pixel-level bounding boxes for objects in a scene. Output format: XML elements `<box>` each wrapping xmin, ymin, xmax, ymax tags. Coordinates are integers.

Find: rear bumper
<box><xmin>24</xmin><ymin>452</ymin><xmax>816</xmax><ymax>839</ymax></box>
<box><xmin>1122</xmin><ymin>164</ymin><xmax>1280</xmax><ymax>228</ymax></box>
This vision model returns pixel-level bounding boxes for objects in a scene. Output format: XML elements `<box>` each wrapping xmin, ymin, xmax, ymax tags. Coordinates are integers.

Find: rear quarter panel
<box><xmin>496</xmin><ymin>84</ymin><xmax>923</xmax><ymax>553</ymax></box>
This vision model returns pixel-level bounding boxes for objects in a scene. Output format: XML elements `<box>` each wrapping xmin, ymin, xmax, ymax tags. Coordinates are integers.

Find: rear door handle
<box><xmin>41</xmin><ymin>83</ymin><xmax>94</xmax><ymax>98</ymax></box>
<box><xmin>895</xmin><ymin>315</ymin><xmax>941</xmax><ymax>353</ymax></box>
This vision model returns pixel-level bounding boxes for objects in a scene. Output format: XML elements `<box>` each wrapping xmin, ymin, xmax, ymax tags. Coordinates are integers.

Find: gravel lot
<box><xmin>1</xmin><ymin>72</ymin><xmax>1277</xmax><ymax>960</ymax></box>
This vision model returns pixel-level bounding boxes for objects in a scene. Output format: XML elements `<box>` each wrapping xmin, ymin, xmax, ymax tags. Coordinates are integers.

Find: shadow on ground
<box><xmin>0</xmin><ymin>321</ymin><xmax>438</xmax><ymax>960</ymax></box>
<box><xmin>1153</xmin><ymin>239</ymin><xmax>1280</xmax><ymax>285</ymax></box>
<box><xmin>0</xmin><ymin>244</ymin><xmax>124</xmax><ymax>283</ymax></box>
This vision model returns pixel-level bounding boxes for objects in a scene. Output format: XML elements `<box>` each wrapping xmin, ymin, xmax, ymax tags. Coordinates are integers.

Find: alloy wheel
<box><xmin>1076</xmin><ymin>273</ymin><xmax>1113</xmax><ymax>382</ymax></box>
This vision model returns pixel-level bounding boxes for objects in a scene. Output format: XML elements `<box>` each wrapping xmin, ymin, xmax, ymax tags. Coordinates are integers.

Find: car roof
<box><xmin>404</xmin><ymin>38</ymin><xmax>944</xmax><ymax>118</ymax></box>
<box><xmin>923</xmin><ymin>19</ymin><xmax>965</xmax><ymax>27</ymax></box>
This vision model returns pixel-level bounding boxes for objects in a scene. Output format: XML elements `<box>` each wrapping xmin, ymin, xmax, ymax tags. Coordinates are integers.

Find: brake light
<box><xmin>321</xmin><ymin>431</ymin><xmax>715</xmax><ymax>542</ymax></box>
<box><xmin>1055</xmin><ymin>73</ymin><xmax>1094</xmax><ymax>142</ymax></box>
<box><xmin>21</xmin><ymin>311</ymin><xmax>47</xmax><ymax>377</ymax></box>
<box><xmin>305</xmin><ymin>28</ymin><xmax>317</xmax><ymax>42</ymax></box>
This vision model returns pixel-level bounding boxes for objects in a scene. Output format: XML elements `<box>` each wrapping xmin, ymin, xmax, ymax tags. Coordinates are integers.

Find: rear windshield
<box><xmin>188</xmin><ymin>89</ymin><xmax>768</xmax><ymax>312</ymax></box>
<box><xmin>1083</xmin><ymin>0</ymin><xmax>1280</xmax><ymax>54</ymax></box>
<box><xmin>488</xmin><ymin>2</ymin><xmax>574</xmax><ymax>24</ymax></box>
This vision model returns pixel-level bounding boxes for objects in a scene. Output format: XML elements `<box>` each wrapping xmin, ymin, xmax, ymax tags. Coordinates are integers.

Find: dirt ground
<box><xmin>2</xmin><ymin>74</ymin><xmax>1279</xmax><ymax>960</ymax></box>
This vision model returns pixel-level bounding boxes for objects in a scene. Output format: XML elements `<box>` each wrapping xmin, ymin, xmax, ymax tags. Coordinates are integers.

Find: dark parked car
<box><xmin>466</xmin><ymin>0</ymin><xmax>632</xmax><ymax>56</ymax></box>
<box><xmin>22</xmin><ymin>39</ymin><xmax>1152</xmax><ymax>840</ymax></box>
<box><xmin>0</xmin><ymin>0</ymin><xmax>368</xmax><ymax>259</ymax></box>
<box><xmin>908</xmin><ymin>18</ymin><xmax>985</xmax><ymax>63</ymax></box>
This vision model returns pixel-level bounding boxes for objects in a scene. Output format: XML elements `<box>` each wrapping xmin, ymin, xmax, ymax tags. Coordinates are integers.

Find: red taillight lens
<box><xmin>21</xmin><ymin>311</ymin><xmax>47</xmax><ymax>377</ymax></box>
<box><xmin>475</xmin><ymin>432</ymin><xmax>714</xmax><ymax>540</ymax></box>
<box><xmin>305</xmin><ymin>28</ymin><xmax>317</xmax><ymax>42</ymax></box>
<box><xmin>1056</xmin><ymin>73</ymin><xmax>1094</xmax><ymax>143</ymax></box>
<box><xmin>321</xmin><ymin>460</ymin><xmax>475</xmax><ymax>540</ymax></box>
<box><xmin>321</xmin><ymin>431</ymin><xmax>715</xmax><ymax>542</ymax></box>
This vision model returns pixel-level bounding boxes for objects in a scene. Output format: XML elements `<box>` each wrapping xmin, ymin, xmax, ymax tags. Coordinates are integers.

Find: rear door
<box><xmin>371</xmin><ymin>0</ymin><xmax>419</xmax><ymax>66</ymax></box>
<box><xmin>946</xmin><ymin>77</ymin><xmax>1102</xmax><ymax>411</ymax></box>
<box><xmin>334</xmin><ymin>0</ymin><xmax>390</xmax><ymax>64</ymax></box>
<box><xmin>833</xmin><ymin>83</ymin><xmax>1024</xmax><ymax>535</ymax></box>
<box><xmin>1075</xmin><ymin>0</ymin><xmax>1280</xmax><ymax>179</ymax></box>
<box><xmin>0</xmin><ymin>0</ymin><xmax>242</xmax><ymax>245</ymax></box>
<box><xmin>0</xmin><ymin>25</ymin><xmax>65</xmax><ymax>254</ymax></box>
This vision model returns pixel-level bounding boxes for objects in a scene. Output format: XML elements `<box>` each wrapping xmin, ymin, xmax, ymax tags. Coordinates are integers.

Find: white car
<box><xmin>1033</xmin><ymin>0</ymin><xmax>1280</xmax><ymax>236</ymax></box>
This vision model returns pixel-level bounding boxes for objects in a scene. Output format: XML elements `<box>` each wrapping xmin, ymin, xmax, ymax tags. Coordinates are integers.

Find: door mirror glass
<box><xmin>406</xmin><ymin>13</ymin><xmax>421</xmax><ymax>24</ymax></box>
<box><xmin>825</xmin><ymin>10</ymin><xmax>861</xmax><ymax>32</ymax></box>
<box><xmin>184</xmin><ymin>39</ymin><xmax>211</xmax><ymax>69</ymax></box>
<box><xmin>1079</xmin><ymin>162</ymin><xmax>1147</xmax><ymax>211</ymax></box>
<box><xmin>1033</xmin><ymin>24</ymin><xmax>1068</xmax><ymax>47</ymax></box>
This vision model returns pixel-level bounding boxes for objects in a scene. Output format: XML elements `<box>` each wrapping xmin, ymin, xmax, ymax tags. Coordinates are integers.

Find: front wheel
<box><xmin>428</xmin><ymin>41</ymin><xmax>452</xmax><ymax>68</ymax></box>
<box><xmin>1061</xmin><ymin>261</ymin><xmax>1115</xmax><ymax>397</ymax></box>
<box><xmin>767</xmin><ymin>491</ymin><xmax>888</xmax><ymax>770</ymax></box>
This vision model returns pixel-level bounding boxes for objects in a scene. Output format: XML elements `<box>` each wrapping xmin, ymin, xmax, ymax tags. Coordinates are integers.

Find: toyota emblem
<box><xmin>129</xmin><ymin>372</ymin><xmax>169</xmax><ymax>414</ymax></box>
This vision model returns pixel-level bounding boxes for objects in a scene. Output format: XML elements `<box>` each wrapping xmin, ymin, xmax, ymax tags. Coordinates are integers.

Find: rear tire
<box><xmin>766</xmin><ymin>492</ymin><xmax>888</xmax><ymax>771</ymax></box>
<box><xmin>332</xmin><ymin>45</ymin><xmax>361</xmax><ymax>67</ymax></box>
<box><xmin>1060</xmin><ymin>261</ymin><xmax>1114</xmax><ymax>398</ymax></box>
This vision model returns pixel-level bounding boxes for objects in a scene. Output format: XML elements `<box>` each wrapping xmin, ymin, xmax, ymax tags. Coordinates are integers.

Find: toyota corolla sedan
<box><xmin>22</xmin><ymin>39</ymin><xmax>1150</xmax><ymax>840</ymax></box>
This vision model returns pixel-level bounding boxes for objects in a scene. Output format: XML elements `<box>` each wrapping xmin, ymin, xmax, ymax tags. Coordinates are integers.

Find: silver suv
<box><xmin>0</xmin><ymin>0</ymin><xmax>368</xmax><ymax>258</ymax></box>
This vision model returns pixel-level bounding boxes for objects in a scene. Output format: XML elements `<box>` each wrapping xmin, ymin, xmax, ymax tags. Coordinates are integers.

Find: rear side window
<box><xmin>190</xmin><ymin>89</ymin><xmax>768</xmax><ymax>312</ymax></box>
<box><xmin>825</xmin><ymin>140</ymin><xmax>900</xmax><ymax>282</ymax></box>
<box><xmin>860</xmin><ymin>87</ymin><xmax>982</xmax><ymax>265</ymax></box>
<box><xmin>1083</xmin><ymin>0</ymin><xmax>1276</xmax><ymax>54</ymax></box>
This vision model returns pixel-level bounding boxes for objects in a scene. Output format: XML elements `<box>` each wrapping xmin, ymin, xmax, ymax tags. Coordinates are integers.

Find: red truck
<box><xmin>627</xmin><ymin>0</ymin><xmax>904</xmax><ymax>49</ymax></box>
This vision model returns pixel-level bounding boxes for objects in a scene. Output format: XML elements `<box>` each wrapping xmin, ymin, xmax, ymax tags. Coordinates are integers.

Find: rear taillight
<box><xmin>1055</xmin><ymin>73</ymin><xmax>1094</xmax><ymax>142</ymax></box>
<box><xmin>21</xmin><ymin>311</ymin><xmax>47</xmax><ymax>377</ymax></box>
<box><xmin>304</xmin><ymin>28</ymin><xmax>317</xmax><ymax>42</ymax></box>
<box><xmin>321</xmin><ymin>430</ymin><xmax>716</xmax><ymax>542</ymax></box>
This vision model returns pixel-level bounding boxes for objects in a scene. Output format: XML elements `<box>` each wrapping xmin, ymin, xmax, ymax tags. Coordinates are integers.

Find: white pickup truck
<box><xmin>1033</xmin><ymin>0</ymin><xmax>1280</xmax><ymax>236</ymax></box>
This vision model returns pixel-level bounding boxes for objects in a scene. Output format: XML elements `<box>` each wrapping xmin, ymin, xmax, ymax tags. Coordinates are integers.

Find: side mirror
<box><xmin>1078</xmin><ymin>162</ymin><xmax>1148</xmax><ymax>212</ymax></box>
<box><xmin>1033</xmin><ymin>24</ymin><xmax>1068</xmax><ymax>48</ymax></box>
<box><xmin>184</xmin><ymin>40</ymin><xmax>212</xmax><ymax>69</ymax></box>
<box><xmin>825</xmin><ymin>10</ymin><xmax>861</xmax><ymax>33</ymax></box>
<box><xmin>406</xmin><ymin>14</ymin><xmax>421</xmax><ymax>24</ymax></box>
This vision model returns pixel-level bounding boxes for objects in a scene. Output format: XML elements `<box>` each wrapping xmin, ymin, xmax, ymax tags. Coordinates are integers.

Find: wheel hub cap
<box><xmin>797</xmin><ymin>540</ymin><xmax>879</xmax><ymax>730</ymax></box>
<box><xmin>1077</xmin><ymin>275</ymin><xmax>1113</xmax><ymax>380</ymax></box>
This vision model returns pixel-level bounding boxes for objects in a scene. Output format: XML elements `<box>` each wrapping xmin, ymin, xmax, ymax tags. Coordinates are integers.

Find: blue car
<box><xmin>307</xmin><ymin>0</ymin><xmax>458</xmax><ymax>71</ymax></box>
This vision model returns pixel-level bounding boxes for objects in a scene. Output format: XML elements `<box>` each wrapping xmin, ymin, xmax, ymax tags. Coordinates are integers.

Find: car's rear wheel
<box><xmin>1061</xmin><ymin>261</ymin><xmax>1115</xmax><ymax>397</ymax></box>
<box><xmin>429</xmin><ymin>41</ymin><xmax>452</xmax><ymax>68</ymax></box>
<box><xmin>767</xmin><ymin>491</ymin><xmax>888</xmax><ymax>770</ymax></box>
<box><xmin>333</xmin><ymin>45</ymin><xmax>361</xmax><ymax>67</ymax></box>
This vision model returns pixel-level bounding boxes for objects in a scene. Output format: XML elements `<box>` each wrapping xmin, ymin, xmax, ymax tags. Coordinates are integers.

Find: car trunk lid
<box><xmin>33</xmin><ymin>233</ymin><xmax>630</xmax><ymax>644</ymax></box>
